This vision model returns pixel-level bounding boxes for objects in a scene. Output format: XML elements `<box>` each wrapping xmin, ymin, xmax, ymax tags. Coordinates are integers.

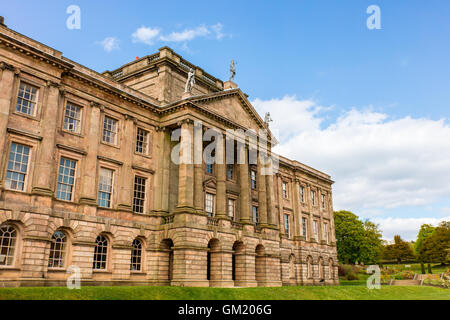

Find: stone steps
<box><xmin>391</xmin><ymin>280</ymin><xmax>421</xmax><ymax>286</ymax></box>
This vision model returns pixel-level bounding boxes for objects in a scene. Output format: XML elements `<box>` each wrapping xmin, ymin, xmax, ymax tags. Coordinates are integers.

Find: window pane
<box><xmin>98</xmin><ymin>168</ymin><xmax>113</xmax><ymax>208</ymax></box>
<box><xmin>0</xmin><ymin>225</ymin><xmax>17</xmax><ymax>266</ymax></box>
<box><xmin>5</xmin><ymin>143</ymin><xmax>30</xmax><ymax>191</ymax></box>
<box><xmin>56</xmin><ymin>158</ymin><xmax>76</xmax><ymax>201</ymax></box>
<box><xmin>64</xmin><ymin>103</ymin><xmax>82</xmax><ymax>133</ymax></box>
<box><xmin>102</xmin><ymin>116</ymin><xmax>118</xmax><ymax>144</ymax></box>
<box><xmin>133</xmin><ymin>176</ymin><xmax>146</xmax><ymax>214</ymax></box>
<box><xmin>16</xmin><ymin>82</ymin><xmax>38</xmax><ymax>116</ymax></box>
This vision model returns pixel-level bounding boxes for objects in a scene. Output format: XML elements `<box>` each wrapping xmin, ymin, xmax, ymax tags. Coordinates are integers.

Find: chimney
<box><xmin>0</xmin><ymin>16</ymin><xmax>5</xmax><ymax>27</ymax></box>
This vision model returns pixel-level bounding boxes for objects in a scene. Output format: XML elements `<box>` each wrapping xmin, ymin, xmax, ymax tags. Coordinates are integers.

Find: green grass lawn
<box><xmin>0</xmin><ymin>285</ymin><xmax>448</xmax><ymax>300</ymax></box>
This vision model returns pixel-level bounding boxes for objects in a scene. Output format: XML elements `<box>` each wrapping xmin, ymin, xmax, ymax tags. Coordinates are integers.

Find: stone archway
<box><xmin>207</xmin><ymin>238</ymin><xmax>221</xmax><ymax>285</ymax></box>
<box><xmin>232</xmin><ymin>241</ymin><xmax>245</xmax><ymax>286</ymax></box>
<box><xmin>255</xmin><ymin>244</ymin><xmax>266</xmax><ymax>286</ymax></box>
<box><xmin>160</xmin><ymin>239</ymin><xmax>174</xmax><ymax>283</ymax></box>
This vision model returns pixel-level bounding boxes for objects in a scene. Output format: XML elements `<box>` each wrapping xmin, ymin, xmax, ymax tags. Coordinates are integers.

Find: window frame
<box><xmin>93</xmin><ymin>234</ymin><xmax>110</xmax><ymax>271</ymax></box>
<box><xmin>132</xmin><ymin>175</ymin><xmax>147</xmax><ymax>214</ymax></box>
<box><xmin>251</xmin><ymin>170</ymin><xmax>257</xmax><ymax>190</ymax></box>
<box><xmin>98</xmin><ymin>167</ymin><xmax>115</xmax><ymax>208</ymax></box>
<box><xmin>15</xmin><ymin>81</ymin><xmax>39</xmax><ymax>117</ymax></box>
<box><xmin>48</xmin><ymin>230</ymin><xmax>68</xmax><ymax>269</ymax></box>
<box><xmin>0</xmin><ymin>224</ymin><xmax>19</xmax><ymax>267</ymax></box>
<box><xmin>205</xmin><ymin>192</ymin><xmax>216</xmax><ymax>217</ymax></box>
<box><xmin>227</xmin><ymin>198</ymin><xmax>236</xmax><ymax>220</ymax></box>
<box><xmin>284</xmin><ymin>214</ymin><xmax>290</xmax><ymax>238</ymax></box>
<box><xmin>252</xmin><ymin>205</ymin><xmax>259</xmax><ymax>224</ymax></box>
<box><xmin>62</xmin><ymin>101</ymin><xmax>83</xmax><ymax>135</ymax></box>
<box><xmin>101</xmin><ymin>114</ymin><xmax>119</xmax><ymax>146</ymax></box>
<box><xmin>299</xmin><ymin>185</ymin><xmax>305</xmax><ymax>203</ymax></box>
<box><xmin>56</xmin><ymin>156</ymin><xmax>77</xmax><ymax>202</ymax></box>
<box><xmin>302</xmin><ymin>217</ymin><xmax>308</xmax><ymax>238</ymax></box>
<box><xmin>135</xmin><ymin>127</ymin><xmax>149</xmax><ymax>156</ymax></box>
<box><xmin>130</xmin><ymin>238</ymin><xmax>144</xmax><ymax>272</ymax></box>
<box><xmin>4</xmin><ymin>142</ymin><xmax>31</xmax><ymax>193</ymax></box>
<box><xmin>282</xmin><ymin>181</ymin><xmax>289</xmax><ymax>199</ymax></box>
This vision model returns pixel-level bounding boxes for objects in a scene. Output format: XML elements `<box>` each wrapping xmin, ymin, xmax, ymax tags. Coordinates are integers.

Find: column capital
<box><xmin>0</xmin><ymin>61</ymin><xmax>15</xmax><ymax>72</ymax></box>
<box><xmin>177</xmin><ymin>118</ymin><xmax>194</xmax><ymax>126</ymax></box>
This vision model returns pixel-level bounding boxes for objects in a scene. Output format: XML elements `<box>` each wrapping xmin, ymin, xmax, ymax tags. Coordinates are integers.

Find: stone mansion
<box><xmin>0</xmin><ymin>19</ymin><xmax>338</xmax><ymax>287</ymax></box>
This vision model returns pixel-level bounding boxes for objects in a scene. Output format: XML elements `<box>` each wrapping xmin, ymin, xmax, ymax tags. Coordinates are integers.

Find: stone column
<box><xmin>153</xmin><ymin>127</ymin><xmax>165</xmax><ymax>213</ymax></box>
<box><xmin>117</xmin><ymin>116</ymin><xmax>134</xmax><ymax>211</ymax></box>
<box><xmin>0</xmin><ymin>63</ymin><xmax>16</xmax><ymax>195</ymax></box>
<box><xmin>176</xmin><ymin>119</ymin><xmax>194</xmax><ymax>210</ymax></box>
<box><xmin>193</xmin><ymin>122</ymin><xmax>204</xmax><ymax>212</ymax></box>
<box><xmin>276</xmin><ymin>174</ymin><xmax>285</xmax><ymax>234</ymax></box>
<box><xmin>292</xmin><ymin>179</ymin><xmax>301</xmax><ymax>237</ymax></box>
<box><xmin>239</xmin><ymin>143</ymin><xmax>250</xmax><ymax>224</ymax></box>
<box><xmin>79</xmin><ymin>102</ymin><xmax>101</xmax><ymax>206</ymax></box>
<box><xmin>31</xmin><ymin>80</ymin><xmax>61</xmax><ymax>197</ymax></box>
<box><xmin>265</xmin><ymin>161</ymin><xmax>278</xmax><ymax>228</ymax></box>
<box><xmin>215</xmin><ymin>134</ymin><xmax>227</xmax><ymax>219</ymax></box>
<box><xmin>257</xmin><ymin>152</ymin><xmax>268</xmax><ymax>226</ymax></box>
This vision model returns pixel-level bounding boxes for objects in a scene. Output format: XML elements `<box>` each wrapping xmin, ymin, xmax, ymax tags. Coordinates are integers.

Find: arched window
<box><xmin>131</xmin><ymin>239</ymin><xmax>142</xmax><ymax>271</ymax></box>
<box><xmin>48</xmin><ymin>231</ymin><xmax>67</xmax><ymax>268</ymax></box>
<box><xmin>0</xmin><ymin>224</ymin><xmax>17</xmax><ymax>266</ymax></box>
<box><xmin>329</xmin><ymin>259</ymin><xmax>334</xmax><ymax>279</ymax></box>
<box><xmin>93</xmin><ymin>235</ymin><xmax>108</xmax><ymax>270</ymax></box>
<box><xmin>307</xmin><ymin>256</ymin><xmax>313</xmax><ymax>279</ymax></box>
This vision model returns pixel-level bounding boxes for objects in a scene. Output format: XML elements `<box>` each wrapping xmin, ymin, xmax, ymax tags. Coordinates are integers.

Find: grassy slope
<box><xmin>0</xmin><ymin>285</ymin><xmax>448</xmax><ymax>300</ymax></box>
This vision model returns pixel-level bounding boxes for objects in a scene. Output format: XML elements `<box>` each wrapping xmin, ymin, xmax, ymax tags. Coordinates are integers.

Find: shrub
<box><xmin>346</xmin><ymin>273</ymin><xmax>359</xmax><ymax>281</ymax></box>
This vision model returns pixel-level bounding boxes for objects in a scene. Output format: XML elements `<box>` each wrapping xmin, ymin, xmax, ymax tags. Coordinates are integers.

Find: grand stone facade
<box><xmin>0</xmin><ymin>20</ymin><xmax>338</xmax><ymax>287</ymax></box>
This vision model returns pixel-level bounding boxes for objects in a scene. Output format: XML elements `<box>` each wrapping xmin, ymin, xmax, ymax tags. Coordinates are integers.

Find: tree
<box><xmin>382</xmin><ymin>235</ymin><xmax>415</xmax><ymax>264</ymax></box>
<box><xmin>334</xmin><ymin>210</ymin><xmax>383</xmax><ymax>264</ymax></box>
<box><xmin>418</xmin><ymin>221</ymin><xmax>450</xmax><ymax>266</ymax></box>
<box><xmin>415</xmin><ymin>224</ymin><xmax>436</xmax><ymax>273</ymax></box>
<box><xmin>359</xmin><ymin>220</ymin><xmax>384</xmax><ymax>264</ymax></box>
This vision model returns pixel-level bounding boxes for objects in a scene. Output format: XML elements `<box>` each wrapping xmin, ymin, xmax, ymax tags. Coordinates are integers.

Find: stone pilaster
<box><xmin>239</xmin><ymin>144</ymin><xmax>250</xmax><ymax>224</ymax></box>
<box><xmin>176</xmin><ymin>119</ymin><xmax>194</xmax><ymax>211</ymax></box>
<box><xmin>276</xmin><ymin>174</ymin><xmax>285</xmax><ymax>235</ymax></box>
<box><xmin>31</xmin><ymin>80</ymin><xmax>61</xmax><ymax>197</ymax></box>
<box><xmin>193</xmin><ymin>122</ymin><xmax>204</xmax><ymax>212</ymax></box>
<box><xmin>257</xmin><ymin>152</ymin><xmax>268</xmax><ymax>226</ymax></box>
<box><xmin>215</xmin><ymin>135</ymin><xmax>227</xmax><ymax>219</ymax></box>
<box><xmin>117</xmin><ymin>116</ymin><xmax>134</xmax><ymax>211</ymax></box>
<box><xmin>79</xmin><ymin>102</ymin><xmax>101</xmax><ymax>206</ymax></box>
<box><xmin>292</xmin><ymin>179</ymin><xmax>301</xmax><ymax>237</ymax></box>
<box><xmin>0</xmin><ymin>62</ymin><xmax>16</xmax><ymax>195</ymax></box>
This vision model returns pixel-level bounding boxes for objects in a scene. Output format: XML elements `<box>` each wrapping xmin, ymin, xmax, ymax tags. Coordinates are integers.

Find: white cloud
<box><xmin>132</xmin><ymin>24</ymin><xmax>230</xmax><ymax>46</ymax></box>
<box><xmin>160</xmin><ymin>25</ymin><xmax>210</xmax><ymax>42</ymax></box>
<box><xmin>373</xmin><ymin>216</ymin><xmax>450</xmax><ymax>241</ymax></box>
<box><xmin>132</xmin><ymin>26</ymin><xmax>161</xmax><ymax>45</ymax></box>
<box><xmin>97</xmin><ymin>37</ymin><xmax>120</xmax><ymax>52</ymax></box>
<box><xmin>253</xmin><ymin>95</ymin><xmax>450</xmax><ymax>220</ymax></box>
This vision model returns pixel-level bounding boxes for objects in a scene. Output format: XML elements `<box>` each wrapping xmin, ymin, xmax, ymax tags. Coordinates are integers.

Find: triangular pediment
<box><xmin>191</xmin><ymin>89</ymin><xmax>274</xmax><ymax>137</ymax></box>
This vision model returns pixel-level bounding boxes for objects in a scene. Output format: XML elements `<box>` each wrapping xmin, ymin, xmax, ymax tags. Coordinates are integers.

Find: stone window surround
<box><xmin>101</xmin><ymin>113</ymin><xmax>121</xmax><ymax>148</ymax></box>
<box><xmin>3</xmin><ymin>134</ymin><xmax>39</xmax><ymax>194</ymax></box>
<box><xmin>96</xmin><ymin>160</ymin><xmax>121</xmax><ymax>210</ymax></box>
<box><xmin>60</xmin><ymin>94</ymin><xmax>88</xmax><ymax>137</ymax></box>
<box><xmin>0</xmin><ymin>221</ymin><xmax>23</xmax><ymax>270</ymax></box>
<box><xmin>132</xmin><ymin>168</ymin><xmax>153</xmax><ymax>215</ymax></box>
<box><xmin>11</xmin><ymin>72</ymin><xmax>46</xmax><ymax>122</ymax></box>
<box><xmin>134</xmin><ymin>126</ymin><xmax>151</xmax><ymax>157</ymax></box>
<box><xmin>92</xmin><ymin>233</ymin><xmax>112</xmax><ymax>272</ymax></box>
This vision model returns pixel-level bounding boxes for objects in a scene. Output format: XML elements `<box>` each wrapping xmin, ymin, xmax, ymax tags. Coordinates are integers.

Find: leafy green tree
<box><xmin>334</xmin><ymin>210</ymin><xmax>383</xmax><ymax>264</ymax></box>
<box><xmin>359</xmin><ymin>220</ymin><xmax>384</xmax><ymax>264</ymax></box>
<box><xmin>382</xmin><ymin>235</ymin><xmax>415</xmax><ymax>264</ymax></box>
<box><xmin>418</xmin><ymin>221</ymin><xmax>450</xmax><ymax>266</ymax></box>
<box><xmin>415</xmin><ymin>224</ymin><xmax>436</xmax><ymax>273</ymax></box>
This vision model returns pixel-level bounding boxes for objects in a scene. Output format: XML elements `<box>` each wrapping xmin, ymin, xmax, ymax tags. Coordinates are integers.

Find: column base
<box><xmin>174</xmin><ymin>205</ymin><xmax>197</xmax><ymax>214</ymax></box>
<box><xmin>170</xmin><ymin>279</ymin><xmax>210</xmax><ymax>287</ymax></box>
<box><xmin>209</xmin><ymin>280</ymin><xmax>235</xmax><ymax>288</ymax></box>
<box><xmin>31</xmin><ymin>187</ymin><xmax>53</xmax><ymax>197</ymax></box>
<box><xmin>234</xmin><ymin>280</ymin><xmax>258</xmax><ymax>287</ymax></box>
<box><xmin>79</xmin><ymin>197</ymin><xmax>98</xmax><ymax>206</ymax></box>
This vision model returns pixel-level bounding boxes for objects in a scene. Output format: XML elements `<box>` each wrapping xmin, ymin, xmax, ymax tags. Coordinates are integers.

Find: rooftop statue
<box><xmin>229</xmin><ymin>60</ymin><xmax>236</xmax><ymax>81</ymax></box>
<box><xmin>185</xmin><ymin>68</ymin><xmax>195</xmax><ymax>93</ymax></box>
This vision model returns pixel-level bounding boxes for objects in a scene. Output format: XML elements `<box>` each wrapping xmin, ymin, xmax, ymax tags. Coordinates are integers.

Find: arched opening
<box><xmin>289</xmin><ymin>254</ymin><xmax>296</xmax><ymax>283</ymax></box>
<box><xmin>232</xmin><ymin>241</ymin><xmax>245</xmax><ymax>285</ymax></box>
<box><xmin>329</xmin><ymin>258</ymin><xmax>334</xmax><ymax>280</ymax></box>
<box><xmin>0</xmin><ymin>223</ymin><xmax>18</xmax><ymax>266</ymax></box>
<box><xmin>318</xmin><ymin>257</ymin><xmax>324</xmax><ymax>280</ymax></box>
<box><xmin>255</xmin><ymin>244</ymin><xmax>266</xmax><ymax>286</ymax></box>
<box><xmin>207</xmin><ymin>238</ymin><xmax>220</xmax><ymax>284</ymax></box>
<box><xmin>307</xmin><ymin>256</ymin><xmax>313</xmax><ymax>279</ymax></box>
<box><xmin>160</xmin><ymin>239</ymin><xmax>174</xmax><ymax>282</ymax></box>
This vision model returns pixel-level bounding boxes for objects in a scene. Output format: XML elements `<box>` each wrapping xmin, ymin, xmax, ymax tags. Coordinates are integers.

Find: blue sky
<box><xmin>2</xmin><ymin>1</ymin><xmax>450</xmax><ymax>240</ymax></box>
